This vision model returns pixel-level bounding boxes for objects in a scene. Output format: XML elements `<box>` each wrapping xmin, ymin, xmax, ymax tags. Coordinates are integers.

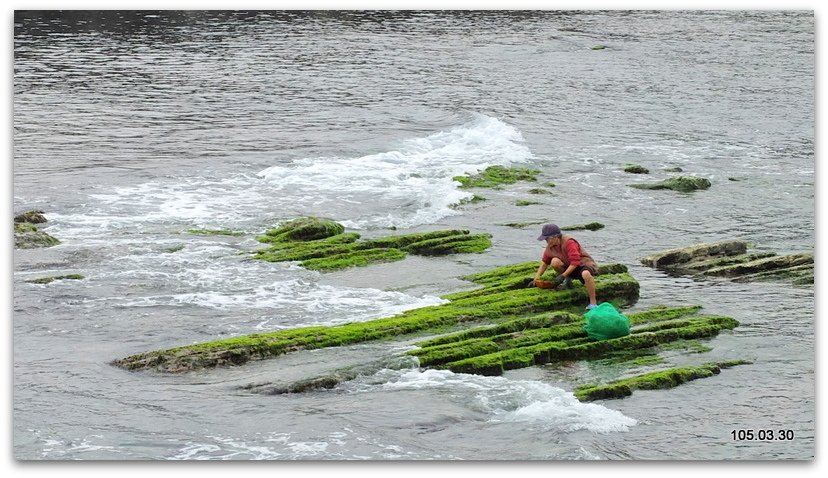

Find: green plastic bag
<box><xmin>583</xmin><ymin>302</ymin><xmax>630</xmax><ymax>340</ymax></box>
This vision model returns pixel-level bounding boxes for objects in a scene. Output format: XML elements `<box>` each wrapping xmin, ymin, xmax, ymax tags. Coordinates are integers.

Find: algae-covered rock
<box><xmin>26</xmin><ymin>274</ymin><xmax>85</xmax><ymax>285</ymax></box>
<box><xmin>14</xmin><ymin>211</ymin><xmax>60</xmax><ymax>249</ymax></box>
<box><xmin>562</xmin><ymin>222</ymin><xmax>605</xmax><ymax>231</ymax></box>
<box><xmin>629</xmin><ymin>176</ymin><xmax>711</xmax><ymax>192</ymax></box>
<box><xmin>515</xmin><ymin>200</ymin><xmax>542</xmax><ymax>206</ymax></box>
<box><xmin>14</xmin><ymin>210</ymin><xmax>47</xmax><ymax>224</ymax></box>
<box><xmin>453</xmin><ymin>165</ymin><xmax>540</xmax><ymax>189</ymax></box>
<box><xmin>623</xmin><ymin>164</ymin><xmax>649</xmax><ymax>174</ymax></box>
<box><xmin>641</xmin><ymin>240</ymin><xmax>813</xmax><ymax>285</ymax></box>
<box><xmin>112</xmin><ymin>263</ymin><xmax>640</xmax><ymax>373</ymax></box>
<box><xmin>254</xmin><ymin>219</ymin><xmax>493</xmax><ymax>272</ymax></box>
<box><xmin>574</xmin><ymin>360</ymin><xmax>751</xmax><ymax>401</ymax></box>
<box><xmin>263</xmin><ymin>217</ymin><xmax>345</xmax><ymax>242</ymax></box>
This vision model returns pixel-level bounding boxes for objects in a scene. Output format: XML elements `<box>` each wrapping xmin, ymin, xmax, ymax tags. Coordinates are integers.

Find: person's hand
<box><xmin>534</xmin><ymin>278</ymin><xmax>554</xmax><ymax>289</ymax></box>
<box><xmin>554</xmin><ymin>275</ymin><xmax>572</xmax><ymax>289</ymax></box>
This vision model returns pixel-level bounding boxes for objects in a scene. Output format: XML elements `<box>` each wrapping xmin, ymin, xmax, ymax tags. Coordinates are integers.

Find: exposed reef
<box><xmin>574</xmin><ymin>360</ymin><xmax>751</xmax><ymax>401</ymax></box>
<box><xmin>452</xmin><ymin>165</ymin><xmax>540</xmax><ymax>189</ymax></box>
<box><xmin>14</xmin><ymin>210</ymin><xmax>60</xmax><ymax>249</ymax></box>
<box><xmin>111</xmin><ymin>262</ymin><xmax>640</xmax><ymax>373</ymax></box>
<box><xmin>562</xmin><ymin>222</ymin><xmax>605</xmax><ymax>231</ymax></box>
<box><xmin>253</xmin><ymin>217</ymin><xmax>492</xmax><ymax>271</ymax></box>
<box><xmin>25</xmin><ymin>274</ymin><xmax>85</xmax><ymax>285</ymax></box>
<box><xmin>641</xmin><ymin>240</ymin><xmax>813</xmax><ymax>285</ymax></box>
<box><xmin>623</xmin><ymin>164</ymin><xmax>649</xmax><ymax>174</ymax></box>
<box><xmin>629</xmin><ymin>175</ymin><xmax>711</xmax><ymax>192</ymax></box>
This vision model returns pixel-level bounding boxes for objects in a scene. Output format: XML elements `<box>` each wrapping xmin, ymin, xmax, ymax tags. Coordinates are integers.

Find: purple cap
<box><xmin>537</xmin><ymin>223</ymin><xmax>562</xmax><ymax>241</ymax></box>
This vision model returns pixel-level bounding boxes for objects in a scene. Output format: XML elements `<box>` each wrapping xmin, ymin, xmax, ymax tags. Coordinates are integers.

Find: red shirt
<box><xmin>542</xmin><ymin>238</ymin><xmax>583</xmax><ymax>267</ymax></box>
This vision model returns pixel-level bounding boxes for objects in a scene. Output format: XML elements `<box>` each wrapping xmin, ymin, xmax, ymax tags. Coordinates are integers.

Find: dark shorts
<box><xmin>571</xmin><ymin>265</ymin><xmax>596</xmax><ymax>283</ymax></box>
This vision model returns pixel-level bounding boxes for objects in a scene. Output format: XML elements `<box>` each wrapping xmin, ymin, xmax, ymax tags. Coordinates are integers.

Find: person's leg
<box><xmin>549</xmin><ymin>257</ymin><xmax>565</xmax><ymax>274</ymax></box>
<box><xmin>581</xmin><ymin>268</ymin><xmax>597</xmax><ymax>306</ymax></box>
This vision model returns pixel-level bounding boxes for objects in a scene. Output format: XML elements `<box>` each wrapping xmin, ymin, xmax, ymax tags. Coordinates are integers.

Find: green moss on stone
<box><xmin>112</xmin><ymin>268</ymin><xmax>640</xmax><ymax>373</ymax></box>
<box><xmin>451</xmin><ymin>195</ymin><xmax>488</xmax><ymax>208</ymax></box>
<box><xmin>528</xmin><ymin>188</ymin><xmax>552</xmax><ymax>195</ymax></box>
<box><xmin>253</xmin><ymin>221</ymin><xmax>492</xmax><ymax>272</ymax></box>
<box><xmin>562</xmin><ymin>222</ymin><xmax>605</xmax><ymax>231</ymax></box>
<box><xmin>14</xmin><ymin>210</ymin><xmax>47</xmax><ymax>224</ymax></box>
<box><xmin>453</xmin><ymin>165</ymin><xmax>540</xmax><ymax>189</ymax></box>
<box><xmin>263</xmin><ymin>217</ymin><xmax>345</xmax><ymax>242</ymax></box>
<box><xmin>623</xmin><ymin>164</ymin><xmax>649</xmax><ymax>174</ymax></box>
<box><xmin>14</xmin><ymin>223</ymin><xmax>38</xmax><ymax>233</ymax></box>
<box><xmin>629</xmin><ymin>176</ymin><xmax>711</xmax><ymax>193</ymax></box>
<box><xmin>574</xmin><ymin>360</ymin><xmax>751</xmax><ymax>401</ymax></box>
<box><xmin>443</xmin><ymin>315</ymin><xmax>738</xmax><ymax>376</ymax></box>
<box><xmin>15</xmin><ymin>230</ymin><xmax>60</xmax><ymax>249</ymax></box>
<box><xmin>26</xmin><ymin>274</ymin><xmax>85</xmax><ymax>285</ymax></box>
<box><xmin>515</xmin><ymin>200</ymin><xmax>542</xmax><ymax>206</ymax></box>
<box><xmin>499</xmin><ymin>220</ymin><xmax>545</xmax><ymax>229</ymax></box>
<box><xmin>301</xmin><ymin>248</ymin><xmax>408</xmax><ymax>271</ymax></box>
<box><xmin>403</xmin><ymin>234</ymin><xmax>492</xmax><ymax>256</ymax></box>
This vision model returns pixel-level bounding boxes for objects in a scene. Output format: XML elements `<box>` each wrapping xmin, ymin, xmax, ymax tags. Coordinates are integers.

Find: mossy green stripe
<box><xmin>574</xmin><ymin>360</ymin><xmax>751</xmax><ymax>401</ymax></box>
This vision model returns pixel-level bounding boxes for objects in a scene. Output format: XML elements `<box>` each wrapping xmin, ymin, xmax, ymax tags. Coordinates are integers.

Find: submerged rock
<box><xmin>629</xmin><ymin>175</ymin><xmax>711</xmax><ymax>192</ymax></box>
<box><xmin>641</xmin><ymin>240</ymin><xmax>813</xmax><ymax>284</ymax></box>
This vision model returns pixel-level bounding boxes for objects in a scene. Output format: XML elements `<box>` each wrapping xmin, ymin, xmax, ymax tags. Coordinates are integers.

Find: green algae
<box><xmin>253</xmin><ymin>220</ymin><xmax>492</xmax><ymax>272</ymax></box>
<box><xmin>573</xmin><ymin>360</ymin><xmax>751</xmax><ymax>401</ymax></box>
<box><xmin>14</xmin><ymin>223</ymin><xmax>38</xmax><ymax>233</ymax></box>
<box><xmin>451</xmin><ymin>195</ymin><xmax>488</xmax><ymax>208</ymax></box>
<box><xmin>515</xmin><ymin>200</ymin><xmax>542</xmax><ymax>206</ymax></box>
<box><xmin>499</xmin><ymin>220</ymin><xmax>545</xmax><ymax>229</ymax></box>
<box><xmin>442</xmin><ymin>315</ymin><xmax>738</xmax><ymax>376</ymax></box>
<box><xmin>663</xmin><ymin>167</ymin><xmax>684</xmax><ymax>172</ymax></box>
<box><xmin>629</xmin><ymin>176</ymin><xmax>712</xmax><ymax>193</ymax></box>
<box><xmin>562</xmin><ymin>222</ymin><xmax>605</xmax><ymax>231</ymax></box>
<box><xmin>26</xmin><ymin>274</ymin><xmax>85</xmax><ymax>285</ymax></box>
<box><xmin>14</xmin><ymin>210</ymin><xmax>47</xmax><ymax>224</ymax></box>
<box><xmin>165</xmin><ymin>244</ymin><xmax>185</xmax><ymax>253</ymax></box>
<box><xmin>453</xmin><ymin>165</ymin><xmax>540</xmax><ymax>189</ymax></box>
<box><xmin>528</xmin><ymin>188</ymin><xmax>553</xmax><ymax>195</ymax></box>
<box><xmin>443</xmin><ymin>261</ymin><xmax>629</xmax><ymax>301</ymax></box>
<box><xmin>263</xmin><ymin>217</ymin><xmax>345</xmax><ymax>242</ymax></box>
<box><xmin>112</xmin><ymin>268</ymin><xmax>640</xmax><ymax>373</ymax></box>
<box><xmin>14</xmin><ymin>211</ymin><xmax>60</xmax><ymax>249</ymax></box>
<box><xmin>591</xmin><ymin>45</ymin><xmax>607</xmax><ymax>50</ymax></box>
<box><xmin>301</xmin><ymin>248</ymin><xmax>408</xmax><ymax>271</ymax></box>
<box><xmin>623</xmin><ymin>164</ymin><xmax>649</xmax><ymax>174</ymax></box>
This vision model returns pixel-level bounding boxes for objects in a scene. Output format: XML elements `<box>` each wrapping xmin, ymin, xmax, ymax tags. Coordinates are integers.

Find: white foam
<box><xmin>116</xmin><ymin>279</ymin><xmax>447</xmax><ymax>326</ymax></box>
<box><xmin>257</xmin><ymin>114</ymin><xmax>535</xmax><ymax>229</ymax></box>
<box><xmin>48</xmin><ymin>115</ymin><xmax>534</xmax><ymax>241</ymax></box>
<box><xmin>378</xmin><ymin>369</ymin><xmax>637</xmax><ymax>434</ymax></box>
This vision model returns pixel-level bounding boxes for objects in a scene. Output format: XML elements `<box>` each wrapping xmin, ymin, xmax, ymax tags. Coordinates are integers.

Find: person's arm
<box><xmin>534</xmin><ymin>261</ymin><xmax>549</xmax><ymax>281</ymax></box>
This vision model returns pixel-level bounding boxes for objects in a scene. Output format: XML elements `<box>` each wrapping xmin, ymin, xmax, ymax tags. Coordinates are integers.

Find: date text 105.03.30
<box><xmin>731</xmin><ymin>429</ymin><xmax>795</xmax><ymax>441</ymax></box>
